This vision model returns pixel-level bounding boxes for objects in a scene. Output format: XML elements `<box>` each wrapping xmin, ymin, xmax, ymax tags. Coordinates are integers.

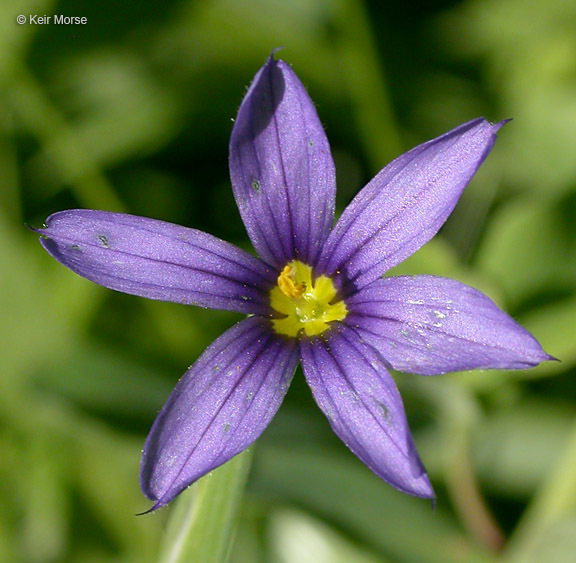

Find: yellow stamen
<box><xmin>270</xmin><ymin>260</ymin><xmax>347</xmax><ymax>337</ymax></box>
<box><xmin>277</xmin><ymin>264</ymin><xmax>306</xmax><ymax>299</ymax></box>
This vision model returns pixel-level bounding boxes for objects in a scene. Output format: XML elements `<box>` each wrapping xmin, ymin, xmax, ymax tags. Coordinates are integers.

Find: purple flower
<box><xmin>35</xmin><ymin>54</ymin><xmax>551</xmax><ymax>510</ymax></box>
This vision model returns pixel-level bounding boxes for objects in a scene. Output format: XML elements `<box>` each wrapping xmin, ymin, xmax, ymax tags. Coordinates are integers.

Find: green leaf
<box><xmin>52</xmin><ymin>51</ymin><xmax>181</xmax><ymax>167</ymax></box>
<box><xmin>253</xmin><ymin>445</ymin><xmax>491</xmax><ymax>563</ymax></box>
<box><xmin>267</xmin><ymin>507</ymin><xmax>386</xmax><ymax>563</ymax></box>
<box><xmin>158</xmin><ymin>449</ymin><xmax>253</xmax><ymax>563</ymax></box>
<box><xmin>35</xmin><ymin>341</ymin><xmax>173</xmax><ymax>420</ymax></box>
<box><xmin>475</xmin><ymin>198</ymin><xmax>575</xmax><ymax>307</ymax></box>
<box><xmin>441</xmin><ymin>0</ymin><xmax>576</xmax><ymax>197</ymax></box>
<box><xmin>473</xmin><ymin>399</ymin><xmax>574</xmax><ymax>498</ymax></box>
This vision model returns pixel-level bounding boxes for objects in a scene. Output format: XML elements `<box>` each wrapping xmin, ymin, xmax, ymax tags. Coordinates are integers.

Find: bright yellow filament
<box><xmin>270</xmin><ymin>260</ymin><xmax>347</xmax><ymax>337</ymax></box>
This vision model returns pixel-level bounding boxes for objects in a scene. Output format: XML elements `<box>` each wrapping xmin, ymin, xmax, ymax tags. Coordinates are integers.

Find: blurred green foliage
<box><xmin>2</xmin><ymin>0</ymin><xmax>576</xmax><ymax>561</ymax></box>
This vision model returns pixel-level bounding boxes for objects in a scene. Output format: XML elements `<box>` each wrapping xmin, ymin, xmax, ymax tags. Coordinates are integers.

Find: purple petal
<box><xmin>140</xmin><ymin>316</ymin><xmax>299</xmax><ymax>509</ymax></box>
<box><xmin>35</xmin><ymin>210</ymin><xmax>276</xmax><ymax>314</ymax></box>
<box><xmin>300</xmin><ymin>324</ymin><xmax>433</xmax><ymax>499</ymax></box>
<box><xmin>318</xmin><ymin>119</ymin><xmax>505</xmax><ymax>293</ymax></box>
<box><xmin>347</xmin><ymin>275</ymin><xmax>553</xmax><ymax>375</ymax></box>
<box><xmin>229</xmin><ymin>54</ymin><xmax>336</xmax><ymax>268</ymax></box>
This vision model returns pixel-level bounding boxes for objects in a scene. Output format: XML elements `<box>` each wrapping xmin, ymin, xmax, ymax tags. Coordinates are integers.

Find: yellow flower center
<box><xmin>269</xmin><ymin>260</ymin><xmax>347</xmax><ymax>337</ymax></box>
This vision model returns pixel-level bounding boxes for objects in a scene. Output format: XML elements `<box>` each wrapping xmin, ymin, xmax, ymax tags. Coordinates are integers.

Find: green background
<box><xmin>2</xmin><ymin>0</ymin><xmax>576</xmax><ymax>561</ymax></box>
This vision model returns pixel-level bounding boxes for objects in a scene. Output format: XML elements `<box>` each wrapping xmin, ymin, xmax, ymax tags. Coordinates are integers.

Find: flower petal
<box><xmin>299</xmin><ymin>325</ymin><xmax>433</xmax><ymax>499</ymax></box>
<box><xmin>140</xmin><ymin>316</ymin><xmax>299</xmax><ymax>509</ymax></box>
<box><xmin>35</xmin><ymin>210</ymin><xmax>276</xmax><ymax>314</ymax></box>
<box><xmin>319</xmin><ymin>119</ymin><xmax>504</xmax><ymax>293</ymax></box>
<box><xmin>347</xmin><ymin>275</ymin><xmax>553</xmax><ymax>375</ymax></box>
<box><xmin>229</xmin><ymin>54</ymin><xmax>336</xmax><ymax>268</ymax></box>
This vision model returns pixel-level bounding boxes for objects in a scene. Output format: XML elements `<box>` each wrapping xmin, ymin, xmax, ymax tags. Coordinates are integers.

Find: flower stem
<box><xmin>418</xmin><ymin>377</ymin><xmax>505</xmax><ymax>552</ymax></box>
<box><xmin>444</xmin><ymin>417</ymin><xmax>505</xmax><ymax>553</ymax></box>
<box><xmin>158</xmin><ymin>449</ymin><xmax>253</xmax><ymax>563</ymax></box>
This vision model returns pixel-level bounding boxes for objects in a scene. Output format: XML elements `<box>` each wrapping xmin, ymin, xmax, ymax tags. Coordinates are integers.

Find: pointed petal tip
<box><xmin>28</xmin><ymin>211</ymin><xmax>69</xmax><ymax>236</ymax></box>
<box><xmin>139</xmin><ymin>467</ymin><xmax>183</xmax><ymax>513</ymax></box>
<box><xmin>26</xmin><ymin>222</ymin><xmax>44</xmax><ymax>235</ymax></box>
<box><xmin>528</xmin><ymin>351</ymin><xmax>559</xmax><ymax>366</ymax></box>
<box><xmin>456</xmin><ymin>116</ymin><xmax>509</xmax><ymax>143</ymax></box>
<box><xmin>516</xmin><ymin>337</ymin><xmax>556</xmax><ymax>369</ymax></box>
<box><xmin>488</xmin><ymin>117</ymin><xmax>512</xmax><ymax>135</ymax></box>
<box><xmin>472</xmin><ymin>116</ymin><xmax>511</xmax><ymax>129</ymax></box>
<box><xmin>393</xmin><ymin>471</ymin><xmax>435</xmax><ymax>501</ymax></box>
<box><xmin>267</xmin><ymin>47</ymin><xmax>285</xmax><ymax>61</ymax></box>
<box><xmin>420</xmin><ymin>484</ymin><xmax>436</xmax><ymax>502</ymax></box>
<box><xmin>471</xmin><ymin>117</ymin><xmax>509</xmax><ymax>141</ymax></box>
<box><xmin>135</xmin><ymin>499</ymin><xmax>167</xmax><ymax>516</ymax></box>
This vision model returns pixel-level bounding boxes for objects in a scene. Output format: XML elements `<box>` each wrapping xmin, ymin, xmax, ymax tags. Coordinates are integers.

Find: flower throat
<box><xmin>270</xmin><ymin>260</ymin><xmax>347</xmax><ymax>337</ymax></box>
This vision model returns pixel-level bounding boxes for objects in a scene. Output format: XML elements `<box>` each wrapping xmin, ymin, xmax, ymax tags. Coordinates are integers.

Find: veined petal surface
<box><xmin>347</xmin><ymin>275</ymin><xmax>552</xmax><ymax>375</ymax></box>
<box><xmin>300</xmin><ymin>325</ymin><xmax>433</xmax><ymax>499</ymax></box>
<box><xmin>229</xmin><ymin>55</ymin><xmax>336</xmax><ymax>268</ymax></box>
<box><xmin>36</xmin><ymin>210</ymin><xmax>276</xmax><ymax>314</ymax></box>
<box><xmin>319</xmin><ymin>119</ymin><xmax>504</xmax><ymax>293</ymax></box>
<box><xmin>140</xmin><ymin>316</ymin><xmax>299</xmax><ymax>509</ymax></box>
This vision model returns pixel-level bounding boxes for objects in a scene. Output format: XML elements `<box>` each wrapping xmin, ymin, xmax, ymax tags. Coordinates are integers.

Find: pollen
<box><xmin>270</xmin><ymin>260</ymin><xmax>347</xmax><ymax>337</ymax></box>
<box><xmin>277</xmin><ymin>264</ymin><xmax>306</xmax><ymax>299</ymax></box>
